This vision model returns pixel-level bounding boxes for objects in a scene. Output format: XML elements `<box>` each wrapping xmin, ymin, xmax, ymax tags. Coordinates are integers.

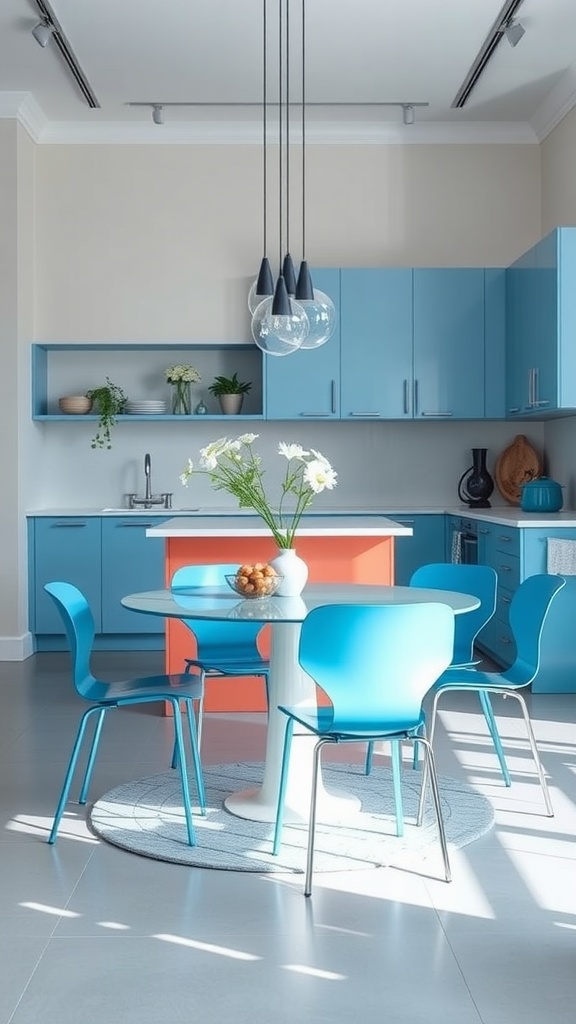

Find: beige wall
<box><xmin>33</xmin><ymin>142</ymin><xmax>541</xmax><ymax>341</ymax></box>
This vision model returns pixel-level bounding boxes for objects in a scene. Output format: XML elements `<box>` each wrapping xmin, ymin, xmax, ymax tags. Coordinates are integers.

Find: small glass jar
<box><xmin>171</xmin><ymin>380</ymin><xmax>191</xmax><ymax>415</ymax></box>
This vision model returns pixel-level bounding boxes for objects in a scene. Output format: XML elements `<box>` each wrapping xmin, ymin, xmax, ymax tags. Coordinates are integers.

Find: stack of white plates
<box><xmin>125</xmin><ymin>400</ymin><xmax>167</xmax><ymax>415</ymax></box>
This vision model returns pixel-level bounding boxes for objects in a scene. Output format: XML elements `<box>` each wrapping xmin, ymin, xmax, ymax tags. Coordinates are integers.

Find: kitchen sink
<box><xmin>101</xmin><ymin>507</ymin><xmax>200</xmax><ymax>513</ymax></box>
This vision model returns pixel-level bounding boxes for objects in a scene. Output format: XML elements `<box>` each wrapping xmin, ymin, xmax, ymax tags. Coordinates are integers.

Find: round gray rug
<box><xmin>90</xmin><ymin>762</ymin><xmax>495</xmax><ymax>874</ymax></box>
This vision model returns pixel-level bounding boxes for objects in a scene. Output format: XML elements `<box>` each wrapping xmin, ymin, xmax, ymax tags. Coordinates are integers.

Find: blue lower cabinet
<box><xmin>390</xmin><ymin>514</ymin><xmax>446</xmax><ymax>585</ymax></box>
<box><xmin>101</xmin><ymin>518</ymin><xmax>167</xmax><ymax>634</ymax></box>
<box><xmin>30</xmin><ymin>517</ymin><xmax>102</xmax><ymax>634</ymax></box>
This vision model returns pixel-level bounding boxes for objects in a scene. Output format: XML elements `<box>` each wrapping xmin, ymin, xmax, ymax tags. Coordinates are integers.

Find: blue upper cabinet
<box><xmin>340</xmin><ymin>269</ymin><xmax>413</xmax><ymax>419</ymax></box>
<box><xmin>506</xmin><ymin>227</ymin><xmax>576</xmax><ymax>418</ymax></box>
<box><xmin>413</xmin><ymin>269</ymin><xmax>486</xmax><ymax>420</ymax></box>
<box><xmin>264</xmin><ymin>269</ymin><xmax>341</xmax><ymax>420</ymax></box>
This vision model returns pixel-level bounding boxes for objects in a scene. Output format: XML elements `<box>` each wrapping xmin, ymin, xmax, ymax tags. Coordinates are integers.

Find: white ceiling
<box><xmin>2</xmin><ymin>0</ymin><xmax>576</xmax><ymax>143</ymax></box>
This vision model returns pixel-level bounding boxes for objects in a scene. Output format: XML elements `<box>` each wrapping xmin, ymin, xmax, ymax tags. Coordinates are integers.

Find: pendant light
<box><xmin>293</xmin><ymin>0</ymin><xmax>336</xmax><ymax>349</ymax></box>
<box><xmin>251</xmin><ymin>0</ymin><xmax>308</xmax><ymax>356</ymax></box>
<box><xmin>248</xmin><ymin>0</ymin><xmax>274</xmax><ymax>316</ymax></box>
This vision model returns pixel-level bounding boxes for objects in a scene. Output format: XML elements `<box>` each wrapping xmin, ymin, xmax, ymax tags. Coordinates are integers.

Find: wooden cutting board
<box><xmin>494</xmin><ymin>435</ymin><xmax>542</xmax><ymax>505</ymax></box>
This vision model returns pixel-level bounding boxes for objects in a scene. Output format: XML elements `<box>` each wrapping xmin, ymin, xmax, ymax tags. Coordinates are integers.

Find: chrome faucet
<box><xmin>127</xmin><ymin>454</ymin><xmax>172</xmax><ymax>510</ymax></box>
<box><xmin>144</xmin><ymin>452</ymin><xmax>152</xmax><ymax>502</ymax></box>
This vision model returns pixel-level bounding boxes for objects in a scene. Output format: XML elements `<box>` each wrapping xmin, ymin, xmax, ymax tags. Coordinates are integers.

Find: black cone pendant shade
<box><xmin>271</xmin><ymin>274</ymin><xmax>292</xmax><ymax>316</ymax></box>
<box><xmin>255</xmin><ymin>257</ymin><xmax>274</xmax><ymax>299</ymax></box>
<box><xmin>282</xmin><ymin>253</ymin><xmax>297</xmax><ymax>296</ymax></box>
<box><xmin>295</xmin><ymin>259</ymin><xmax>314</xmax><ymax>301</ymax></box>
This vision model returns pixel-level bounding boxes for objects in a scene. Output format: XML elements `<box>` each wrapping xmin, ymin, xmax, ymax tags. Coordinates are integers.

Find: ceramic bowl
<box><xmin>225</xmin><ymin>571</ymin><xmax>282</xmax><ymax>599</ymax></box>
<box><xmin>58</xmin><ymin>395</ymin><xmax>93</xmax><ymax>414</ymax></box>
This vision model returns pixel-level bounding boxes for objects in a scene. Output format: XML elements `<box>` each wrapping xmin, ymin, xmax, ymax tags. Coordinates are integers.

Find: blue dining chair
<box><xmin>365</xmin><ymin>562</ymin><xmax>502</xmax><ymax>783</ymax></box>
<box><xmin>417</xmin><ymin>573</ymin><xmax>567</xmax><ymax>825</ymax></box>
<box><xmin>272</xmin><ymin>602</ymin><xmax>456</xmax><ymax>895</ymax></box>
<box><xmin>171</xmin><ymin>563</ymin><xmax>270</xmax><ymax>745</ymax></box>
<box><xmin>44</xmin><ymin>581</ymin><xmax>206</xmax><ymax>846</ymax></box>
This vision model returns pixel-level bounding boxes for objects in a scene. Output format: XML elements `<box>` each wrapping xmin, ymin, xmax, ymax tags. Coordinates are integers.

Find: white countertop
<box><xmin>145</xmin><ymin>515</ymin><xmax>413</xmax><ymax>538</ymax></box>
<box><xmin>24</xmin><ymin>505</ymin><xmax>576</xmax><ymax>528</ymax></box>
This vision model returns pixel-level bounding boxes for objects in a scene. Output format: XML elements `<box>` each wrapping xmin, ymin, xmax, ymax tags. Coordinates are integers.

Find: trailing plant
<box><xmin>85</xmin><ymin>377</ymin><xmax>128</xmax><ymax>449</ymax></box>
<box><xmin>208</xmin><ymin>372</ymin><xmax>252</xmax><ymax>396</ymax></box>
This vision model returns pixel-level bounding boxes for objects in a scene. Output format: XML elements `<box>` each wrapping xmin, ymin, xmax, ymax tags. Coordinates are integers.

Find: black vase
<box><xmin>458</xmin><ymin>448</ymin><xmax>494</xmax><ymax>508</ymax></box>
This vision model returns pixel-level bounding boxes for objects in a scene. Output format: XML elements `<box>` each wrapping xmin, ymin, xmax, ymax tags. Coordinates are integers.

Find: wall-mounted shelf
<box><xmin>31</xmin><ymin>343</ymin><xmax>264</xmax><ymax>420</ymax></box>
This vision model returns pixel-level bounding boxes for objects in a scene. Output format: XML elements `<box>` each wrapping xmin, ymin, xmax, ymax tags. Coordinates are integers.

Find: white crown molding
<box><xmin>0</xmin><ymin>92</ymin><xmax>48</xmax><ymax>140</ymax></box>
<box><xmin>0</xmin><ymin>92</ymin><xmax>540</xmax><ymax>145</ymax></box>
<box><xmin>530</xmin><ymin>66</ymin><xmax>576</xmax><ymax>142</ymax></box>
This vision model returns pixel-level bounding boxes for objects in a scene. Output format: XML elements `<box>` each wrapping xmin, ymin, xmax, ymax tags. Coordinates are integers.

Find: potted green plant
<box><xmin>85</xmin><ymin>377</ymin><xmax>128</xmax><ymax>449</ymax></box>
<box><xmin>208</xmin><ymin>372</ymin><xmax>252</xmax><ymax>415</ymax></box>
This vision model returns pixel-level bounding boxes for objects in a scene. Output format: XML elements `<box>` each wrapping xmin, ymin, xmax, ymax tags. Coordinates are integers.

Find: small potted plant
<box><xmin>208</xmin><ymin>372</ymin><xmax>252</xmax><ymax>415</ymax></box>
<box><xmin>85</xmin><ymin>377</ymin><xmax>128</xmax><ymax>449</ymax></box>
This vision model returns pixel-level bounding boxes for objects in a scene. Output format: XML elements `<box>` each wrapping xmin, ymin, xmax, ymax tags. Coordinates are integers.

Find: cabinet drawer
<box><xmin>492</xmin><ymin>551</ymin><xmax>520</xmax><ymax>590</ymax></box>
<box><xmin>491</xmin><ymin>524</ymin><xmax>519</xmax><ymax>556</ymax></box>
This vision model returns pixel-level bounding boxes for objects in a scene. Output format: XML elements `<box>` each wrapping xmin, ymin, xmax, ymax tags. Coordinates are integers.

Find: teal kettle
<box><xmin>520</xmin><ymin>477</ymin><xmax>563</xmax><ymax>513</ymax></box>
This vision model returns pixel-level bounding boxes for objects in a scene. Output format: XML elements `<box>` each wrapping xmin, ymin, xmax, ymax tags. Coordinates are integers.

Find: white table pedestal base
<box><xmin>224</xmin><ymin>621</ymin><xmax>361</xmax><ymax>824</ymax></box>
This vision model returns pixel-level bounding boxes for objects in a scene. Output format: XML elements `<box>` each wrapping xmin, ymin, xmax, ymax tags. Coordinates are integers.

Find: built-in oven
<box><xmin>451</xmin><ymin>518</ymin><xmax>479</xmax><ymax>564</ymax></box>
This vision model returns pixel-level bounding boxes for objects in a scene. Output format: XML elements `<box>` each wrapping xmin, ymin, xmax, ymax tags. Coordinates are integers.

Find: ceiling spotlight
<box><xmin>152</xmin><ymin>104</ymin><xmax>164</xmax><ymax>125</ymax></box>
<box><xmin>503</xmin><ymin>18</ymin><xmax>525</xmax><ymax>47</ymax></box>
<box><xmin>31</xmin><ymin>19</ymin><xmax>53</xmax><ymax>47</ymax></box>
<box><xmin>402</xmin><ymin>104</ymin><xmax>415</xmax><ymax>126</ymax></box>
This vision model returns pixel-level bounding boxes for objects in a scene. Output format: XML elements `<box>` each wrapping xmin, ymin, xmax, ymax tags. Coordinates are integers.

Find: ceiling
<box><xmin>1</xmin><ymin>0</ymin><xmax>576</xmax><ymax>143</ymax></box>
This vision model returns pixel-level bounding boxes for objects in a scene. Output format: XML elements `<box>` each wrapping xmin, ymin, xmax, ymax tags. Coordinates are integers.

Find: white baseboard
<box><xmin>0</xmin><ymin>632</ymin><xmax>35</xmax><ymax>661</ymax></box>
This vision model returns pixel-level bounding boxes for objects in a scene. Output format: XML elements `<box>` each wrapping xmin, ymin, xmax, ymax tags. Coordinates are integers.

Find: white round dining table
<box><xmin>122</xmin><ymin>582</ymin><xmax>479</xmax><ymax>825</ymax></box>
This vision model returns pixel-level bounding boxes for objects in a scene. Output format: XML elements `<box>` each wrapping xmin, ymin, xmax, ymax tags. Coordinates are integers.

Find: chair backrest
<box><xmin>171</xmin><ymin>564</ymin><xmax>265</xmax><ymax>662</ymax></box>
<box><xmin>505</xmin><ymin>573</ymin><xmax>567</xmax><ymax>685</ymax></box>
<box><xmin>410</xmin><ymin>563</ymin><xmax>498</xmax><ymax>665</ymax></box>
<box><xmin>298</xmin><ymin>602</ymin><xmax>455</xmax><ymax>732</ymax></box>
<box><xmin>44</xmin><ymin>582</ymin><xmax>101</xmax><ymax>698</ymax></box>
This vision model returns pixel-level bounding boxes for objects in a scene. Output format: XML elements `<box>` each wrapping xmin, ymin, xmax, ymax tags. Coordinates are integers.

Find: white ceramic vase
<box><xmin>269</xmin><ymin>547</ymin><xmax>309</xmax><ymax>597</ymax></box>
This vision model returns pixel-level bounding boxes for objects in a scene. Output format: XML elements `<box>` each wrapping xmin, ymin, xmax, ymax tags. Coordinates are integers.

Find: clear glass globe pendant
<box><xmin>295</xmin><ymin>261</ymin><xmax>336</xmax><ymax>349</ymax></box>
<box><xmin>251</xmin><ymin>275</ymin><xmax>309</xmax><ymax>357</ymax></box>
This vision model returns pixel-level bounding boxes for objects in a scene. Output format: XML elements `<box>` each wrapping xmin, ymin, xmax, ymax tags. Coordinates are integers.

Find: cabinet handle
<box><xmin>118</xmin><ymin>522</ymin><xmax>154</xmax><ymax>528</ymax></box>
<box><xmin>349</xmin><ymin>412</ymin><xmax>380</xmax><ymax>417</ymax></box>
<box><xmin>527</xmin><ymin>368</ymin><xmax>532</xmax><ymax>406</ymax></box>
<box><xmin>478</xmin><ymin>528</ymin><xmax>489</xmax><ymax>534</ymax></box>
<box><xmin>52</xmin><ymin>522</ymin><xmax>87</xmax><ymax>528</ymax></box>
<box><xmin>508</xmin><ymin>407</ymin><xmax>521</xmax><ymax>414</ymax></box>
<box><xmin>413</xmin><ymin>379</ymin><xmax>419</xmax><ymax>416</ymax></box>
<box><xmin>500</xmin><ymin>595</ymin><xmax>511</xmax><ymax>605</ymax></box>
<box><xmin>497</xmin><ymin>535</ymin><xmax>512</xmax><ymax>543</ymax></box>
<box><xmin>419</xmin><ymin>411</ymin><xmax>454</xmax><ymax>417</ymax></box>
<box><xmin>498</xmin><ymin>635</ymin><xmax>513</xmax><ymax>645</ymax></box>
<box><xmin>331</xmin><ymin>380</ymin><xmax>336</xmax><ymax>414</ymax></box>
<box><xmin>300</xmin><ymin>412</ymin><xmax>331</xmax><ymax>417</ymax></box>
<box><xmin>403</xmin><ymin>380</ymin><xmax>410</xmax><ymax>415</ymax></box>
<box><xmin>533</xmin><ymin>400</ymin><xmax>550</xmax><ymax>407</ymax></box>
<box><xmin>499</xmin><ymin>565</ymin><xmax>512</xmax><ymax>573</ymax></box>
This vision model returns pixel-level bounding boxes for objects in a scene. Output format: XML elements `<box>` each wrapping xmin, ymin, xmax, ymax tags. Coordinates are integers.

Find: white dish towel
<box><xmin>451</xmin><ymin>531</ymin><xmax>462</xmax><ymax>564</ymax></box>
<box><xmin>546</xmin><ymin>538</ymin><xmax>576</xmax><ymax>575</ymax></box>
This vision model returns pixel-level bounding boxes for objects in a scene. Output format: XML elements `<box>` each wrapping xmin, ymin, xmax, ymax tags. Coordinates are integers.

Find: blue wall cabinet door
<box><xmin>264</xmin><ymin>269</ymin><xmax>341</xmax><ymax>420</ymax></box>
<box><xmin>340</xmin><ymin>269</ymin><xmax>413</xmax><ymax>419</ymax></box>
<box><xmin>101</xmin><ymin>518</ymin><xmax>167</xmax><ymax>633</ymax></box>
<box><xmin>413</xmin><ymin>269</ymin><xmax>485</xmax><ymax>420</ymax></box>
<box><xmin>31</xmin><ymin>518</ymin><xmax>102</xmax><ymax>634</ymax></box>
<box><xmin>506</xmin><ymin>228</ymin><xmax>576</xmax><ymax>418</ymax></box>
<box><xmin>484</xmin><ymin>269</ymin><xmax>506</xmax><ymax>419</ymax></box>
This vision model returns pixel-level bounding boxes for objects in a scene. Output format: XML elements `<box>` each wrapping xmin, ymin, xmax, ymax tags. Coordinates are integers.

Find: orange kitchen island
<box><xmin>146</xmin><ymin>514</ymin><xmax>412</xmax><ymax>712</ymax></box>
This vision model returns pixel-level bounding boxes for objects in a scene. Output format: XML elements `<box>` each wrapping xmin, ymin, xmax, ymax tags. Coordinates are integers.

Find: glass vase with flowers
<box><xmin>180</xmin><ymin>434</ymin><xmax>337</xmax><ymax>595</ymax></box>
<box><xmin>165</xmin><ymin>364</ymin><xmax>201</xmax><ymax>415</ymax></box>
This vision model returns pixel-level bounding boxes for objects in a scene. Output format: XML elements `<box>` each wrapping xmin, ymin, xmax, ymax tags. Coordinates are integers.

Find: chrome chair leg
<box><xmin>507</xmin><ymin>690</ymin><xmax>554</xmax><ymax>816</ymax></box>
<box><xmin>304</xmin><ymin>738</ymin><xmax>331</xmax><ymax>897</ymax></box>
<box><xmin>414</xmin><ymin>735</ymin><xmax>451</xmax><ymax>883</ymax></box>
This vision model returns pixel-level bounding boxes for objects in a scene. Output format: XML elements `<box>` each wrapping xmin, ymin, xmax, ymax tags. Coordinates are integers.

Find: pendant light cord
<box><xmin>278</xmin><ymin>0</ymin><xmax>283</xmax><ymax>270</ymax></box>
<box><xmin>301</xmin><ymin>0</ymin><xmax>306</xmax><ymax>260</ymax></box>
<box><xmin>262</xmin><ymin>0</ymin><xmax>268</xmax><ymax>257</ymax></box>
<box><xmin>285</xmin><ymin>0</ymin><xmax>291</xmax><ymax>258</ymax></box>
